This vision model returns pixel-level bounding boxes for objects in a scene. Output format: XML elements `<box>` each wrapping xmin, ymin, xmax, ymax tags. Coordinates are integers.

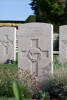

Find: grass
<box><xmin>0</xmin><ymin>64</ymin><xmax>17</xmax><ymax>71</ymax></box>
<box><xmin>53</xmin><ymin>55</ymin><xmax>63</xmax><ymax>71</ymax></box>
<box><xmin>0</xmin><ymin>97</ymin><xmax>33</xmax><ymax>100</ymax></box>
<box><xmin>0</xmin><ymin>97</ymin><xmax>15</xmax><ymax>100</ymax></box>
<box><xmin>53</xmin><ymin>55</ymin><xmax>67</xmax><ymax>71</ymax></box>
<box><xmin>0</xmin><ymin>53</ymin><xmax>18</xmax><ymax>71</ymax></box>
<box><xmin>0</xmin><ymin>53</ymin><xmax>18</xmax><ymax>99</ymax></box>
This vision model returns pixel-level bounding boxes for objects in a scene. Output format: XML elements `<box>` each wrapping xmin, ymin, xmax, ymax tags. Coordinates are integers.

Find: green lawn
<box><xmin>0</xmin><ymin>64</ymin><xmax>17</xmax><ymax>70</ymax></box>
<box><xmin>0</xmin><ymin>53</ymin><xmax>18</xmax><ymax>71</ymax></box>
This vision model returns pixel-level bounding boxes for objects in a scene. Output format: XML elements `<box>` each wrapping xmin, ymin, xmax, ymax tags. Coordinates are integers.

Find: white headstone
<box><xmin>59</xmin><ymin>25</ymin><xmax>67</xmax><ymax>63</ymax></box>
<box><xmin>0</xmin><ymin>27</ymin><xmax>16</xmax><ymax>63</ymax></box>
<box><xmin>18</xmin><ymin>23</ymin><xmax>53</xmax><ymax>83</ymax></box>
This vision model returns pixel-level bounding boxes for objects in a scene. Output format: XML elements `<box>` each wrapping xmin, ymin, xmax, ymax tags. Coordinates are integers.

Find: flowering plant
<box><xmin>18</xmin><ymin>68</ymin><xmax>39</xmax><ymax>96</ymax></box>
<box><xmin>0</xmin><ymin>65</ymin><xmax>17</xmax><ymax>97</ymax></box>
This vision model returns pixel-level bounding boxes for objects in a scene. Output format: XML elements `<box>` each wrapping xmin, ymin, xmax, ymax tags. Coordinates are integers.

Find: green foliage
<box><xmin>41</xmin><ymin>92</ymin><xmax>50</xmax><ymax>100</ymax></box>
<box><xmin>26</xmin><ymin>15</ymin><xmax>36</xmax><ymax>22</ymax></box>
<box><xmin>33</xmin><ymin>90</ymin><xmax>50</xmax><ymax>100</ymax></box>
<box><xmin>30</xmin><ymin>0</ymin><xmax>65</xmax><ymax>22</ymax></box>
<box><xmin>13</xmin><ymin>81</ymin><xmax>23</xmax><ymax>100</ymax></box>
<box><xmin>0</xmin><ymin>66</ymin><xmax>17</xmax><ymax>97</ymax></box>
<box><xmin>53</xmin><ymin>55</ymin><xmax>67</xmax><ymax>71</ymax></box>
<box><xmin>53</xmin><ymin>55</ymin><xmax>61</xmax><ymax>71</ymax></box>
<box><xmin>18</xmin><ymin>68</ymin><xmax>39</xmax><ymax>96</ymax></box>
<box><xmin>13</xmin><ymin>80</ymin><xmax>32</xmax><ymax>100</ymax></box>
<box><xmin>0</xmin><ymin>97</ymin><xmax>15</xmax><ymax>100</ymax></box>
<box><xmin>0</xmin><ymin>65</ymin><xmax>38</xmax><ymax>99</ymax></box>
<box><xmin>16</xmin><ymin>53</ymin><xmax>18</xmax><ymax>64</ymax></box>
<box><xmin>62</xmin><ymin>0</ymin><xmax>67</xmax><ymax>24</ymax></box>
<box><xmin>42</xmin><ymin>67</ymin><xmax>67</xmax><ymax>99</ymax></box>
<box><xmin>30</xmin><ymin>0</ymin><xmax>65</xmax><ymax>32</ymax></box>
<box><xmin>19</xmin><ymin>85</ymin><xmax>32</xmax><ymax>99</ymax></box>
<box><xmin>32</xmin><ymin>90</ymin><xmax>43</xmax><ymax>99</ymax></box>
<box><xmin>0</xmin><ymin>64</ymin><xmax>17</xmax><ymax>71</ymax></box>
<box><xmin>0</xmin><ymin>97</ymin><xmax>33</xmax><ymax>100</ymax></box>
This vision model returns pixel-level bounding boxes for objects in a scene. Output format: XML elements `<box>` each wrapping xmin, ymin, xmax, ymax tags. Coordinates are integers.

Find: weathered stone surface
<box><xmin>18</xmin><ymin>23</ymin><xmax>53</xmax><ymax>83</ymax></box>
<box><xmin>59</xmin><ymin>25</ymin><xmax>67</xmax><ymax>63</ymax></box>
<box><xmin>0</xmin><ymin>27</ymin><xmax>16</xmax><ymax>63</ymax></box>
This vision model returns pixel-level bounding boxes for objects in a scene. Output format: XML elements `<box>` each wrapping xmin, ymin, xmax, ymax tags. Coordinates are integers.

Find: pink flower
<box><xmin>29</xmin><ymin>89</ymin><xmax>33</xmax><ymax>95</ymax></box>
<box><xmin>22</xmin><ymin>94</ymin><xmax>24</xmax><ymax>96</ymax></box>
<box><xmin>37</xmin><ymin>88</ymin><xmax>40</xmax><ymax>91</ymax></box>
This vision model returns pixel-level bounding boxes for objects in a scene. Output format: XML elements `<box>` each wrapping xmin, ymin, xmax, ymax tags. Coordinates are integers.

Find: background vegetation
<box><xmin>30</xmin><ymin>0</ymin><xmax>67</xmax><ymax>32</ymax></box>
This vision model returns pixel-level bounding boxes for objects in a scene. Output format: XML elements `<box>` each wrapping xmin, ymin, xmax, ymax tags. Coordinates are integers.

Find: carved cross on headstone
<box><xmin>0</xmin><ymin>35</ymin><xmax>13</xmax><ymax>46</ymax></box>
<box><xmin>0</xmin><ymin>35</ymin><xmax>13</xmax><ymax>54</ymax></box>
<box><xmin>22</xmin><ymin>39</ymin><xmax>49</xmax><ymax>76</ymax></box>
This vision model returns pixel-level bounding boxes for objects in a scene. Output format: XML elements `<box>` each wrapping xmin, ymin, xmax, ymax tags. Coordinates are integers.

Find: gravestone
<box><xmin>59</xmin><ymin>25</ymin><xmax>67</xmax><ymax>63</ymax></box>
<box><xmin>0</xmin><ymin>27</ymin><xmax>16</xmax><ymax>64</ymax></box>
<box><xmin>18</xmin><ymin>23</ymin><xmax>53</xmax><ymax>83</ymax></box>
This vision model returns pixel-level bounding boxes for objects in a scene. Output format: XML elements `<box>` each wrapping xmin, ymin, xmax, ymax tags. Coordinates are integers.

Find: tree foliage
<box><xmin>30</xmin><ymin>0</ymin><xmax>65</xmax><ymax>26</ymax></box>
<box><xmin>63</xmin><ymin>0</ymin><xmax>67</xmax><ymax>24</ymax></box>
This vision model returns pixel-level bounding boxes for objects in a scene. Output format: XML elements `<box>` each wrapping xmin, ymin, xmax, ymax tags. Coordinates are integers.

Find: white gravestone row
<box><xmin>59</xmin><ymin>25</ymin><xmax>67</xmax><ymax>64</ymax></box>
<box><xmin>0</xmin><ymin>27</ymin><xmax>16</xmax><ymax>64</ymax></box>
<box><xmin>0</xmin><ymin>23</ymin><xmax>67</xmax><ymax>83</ymax></box>
<box><xmin>18</xmin><ymin>23</ymin><xmax>53</xmax><ymax>83</ymax></box>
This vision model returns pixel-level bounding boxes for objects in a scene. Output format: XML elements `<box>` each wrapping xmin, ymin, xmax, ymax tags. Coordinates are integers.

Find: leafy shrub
<box><xmin>18</xmin><ymin>68</ymin><xmax>39</xmax><ymax>96</ymax></box>
<box><xmin>0</xmin><ymin>66</ymin><xmax>17</xmax><ymax>97</ymax></box>
<box><xmin>32</xmin><ymin>90</ymin><xmax>50</xmax><ymax>100</ymax></box>
<box><xmin>53</xmin><ymin>55</ymin><xmax>63</xmax><ymax>71</ymax></box>
<box><xmin>13</xmin><ymin>68</ymin><xmax>39</xmax><ymax>99</ymax></box>
<box><xmin>13</xmin><ymin>80</ymin><xmax>32</xmax><ymax>100</ymax></box>
<box><xmin>0</xmin><ymin>66</ymin><xmax>39</xmax><ymax>98</ymax></box>
<box><xmin>43</xmin><ymin>67</ymin><xmax>67</xmax><ymax>99</ymax></box>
